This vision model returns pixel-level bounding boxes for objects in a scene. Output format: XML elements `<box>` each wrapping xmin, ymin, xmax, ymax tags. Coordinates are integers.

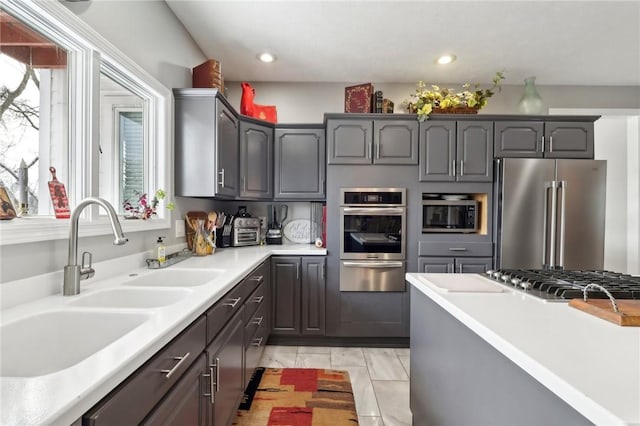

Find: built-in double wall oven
<box><xmin>339</xmin><ymin>188</ymin><xmax>406</xmax><ymax>291</ymax></box>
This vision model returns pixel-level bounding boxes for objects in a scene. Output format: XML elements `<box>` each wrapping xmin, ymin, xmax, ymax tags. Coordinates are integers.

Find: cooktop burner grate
<box><xmin>485</xmin><ymin>269</ymin><xmax>640</xmax><ymax>301</ymax></box>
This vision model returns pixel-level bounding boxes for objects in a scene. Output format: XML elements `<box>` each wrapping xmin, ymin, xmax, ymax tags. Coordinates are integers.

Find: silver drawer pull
<box><xmin>160</xmin><ymin>352</ymin><xmax>190</xmax><ymax>379</ymax></box>
<box><xmin>250</xmin><ymin>275</ymin><xmax>264</xmax><ymax>282</ymax></box>
<box><xmin>251</xmin><ymin>337</ymin><xmax>264</xmax><ymax>347</ymax></box>
<box><xmin>448</xmin><ymin>248</ymin><xmax>468</xmax><ymax>252</ymax></box>
<box><xmin>251</xmin><ymin>316</ymin><xmax>264</xmax><ymax>326</ymax></box>
<box><xmin>222</xmin><ymin>297</ymin><xmax>241</xmax><ymax>308</ymax></box>
<box><xmin>251</xmin><ymin>295</ymin><xmax>264</xmax><ymax>304</ymax></box>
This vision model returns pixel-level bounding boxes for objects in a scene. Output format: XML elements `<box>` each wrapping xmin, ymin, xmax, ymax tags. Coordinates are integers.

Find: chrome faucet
<box><xmin>63</xmin><ymin>197</ymin><xmax>128</xmax><ymax>296</ymax></box>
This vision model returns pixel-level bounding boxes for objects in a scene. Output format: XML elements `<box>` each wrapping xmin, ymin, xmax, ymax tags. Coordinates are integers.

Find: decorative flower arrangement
<box><xmin>123</xmin><ymin>189</ymin><xmax>174</xmax><ymax>219</ymax></box>
<box><xmin>407</xmin><ymin>71</ymin><xmax>505</xmax><ymax>121</ymax></box>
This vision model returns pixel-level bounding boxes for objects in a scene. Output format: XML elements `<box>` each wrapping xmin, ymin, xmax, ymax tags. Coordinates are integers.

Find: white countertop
<box><xmin>0</xmin><ymin>244</ymin><xmax>325</xmax><ymax>425</ymax></box>
<box><xmin>406</xmin><ymin>273</ymin><xmax>640</xmax><ymax>426</ymax></box>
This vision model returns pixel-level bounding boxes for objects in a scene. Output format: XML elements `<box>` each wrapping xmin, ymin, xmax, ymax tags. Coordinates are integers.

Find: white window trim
<box><xmin>0</xmin><ymin>0</ymin><xmax>171</xmax><ymax>246</ymax></box>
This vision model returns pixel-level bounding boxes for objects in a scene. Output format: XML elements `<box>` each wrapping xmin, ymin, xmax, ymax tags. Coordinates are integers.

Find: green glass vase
<box><xmin>518</xmin><ymin>77</ymin><xmax>546</xmax><ymax>115</ymax></box>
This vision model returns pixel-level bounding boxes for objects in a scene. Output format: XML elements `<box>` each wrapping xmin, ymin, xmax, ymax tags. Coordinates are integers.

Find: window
<box><xmin>0</xmin><ymin>0</ymin><xmax>171</xmax><ymax>245</ymax></box>
<box><xmin>0</xmin><ymin>10</ymin><xmax>69</xmax><ymax>217</ymax></box>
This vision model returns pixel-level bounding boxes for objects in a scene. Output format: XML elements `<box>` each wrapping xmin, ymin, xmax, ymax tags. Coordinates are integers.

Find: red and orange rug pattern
<box><xmin>233</xmin><ymin>367</ymin><xmax>359</xmax><ymax>426</ymax></box>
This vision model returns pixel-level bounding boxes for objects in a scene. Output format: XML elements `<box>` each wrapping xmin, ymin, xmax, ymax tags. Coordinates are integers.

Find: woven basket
<box><xmin>432</xmin><ymin>106</ymin><xmax>480</xmax><ymax>114</ymax></box>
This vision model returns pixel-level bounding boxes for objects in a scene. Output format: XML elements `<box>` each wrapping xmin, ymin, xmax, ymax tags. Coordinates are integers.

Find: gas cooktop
<box><xmin>485</xmin><ymin>269</ymin><xmax>640</xmax><ymax>302</ymax></box>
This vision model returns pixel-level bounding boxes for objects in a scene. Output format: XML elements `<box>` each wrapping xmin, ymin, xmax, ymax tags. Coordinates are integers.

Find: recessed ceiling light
<box><xmin>257</xmin><ymin>52</ymin><xmax>277</xmax><ymax>63</ymax></box>
<box><xmin>436</xmin><ymin>54</ymin><xmax>456</xmax><ymax>65</ymax></box>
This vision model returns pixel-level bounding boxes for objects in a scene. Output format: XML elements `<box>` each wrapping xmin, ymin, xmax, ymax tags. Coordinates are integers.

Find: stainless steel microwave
<box><xmin>422</xmin><ymin>199</ymin><xmax>478</xmax><ymax>233</ymax></box>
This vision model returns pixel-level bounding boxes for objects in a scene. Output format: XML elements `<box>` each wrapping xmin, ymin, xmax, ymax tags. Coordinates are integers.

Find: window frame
<box><xmin>0</xmin><ymin>0</ymin><xmax>171</xmax><ymax>246</ymax></box>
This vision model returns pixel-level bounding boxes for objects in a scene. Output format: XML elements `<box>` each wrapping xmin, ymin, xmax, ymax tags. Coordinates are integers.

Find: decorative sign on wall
<box><xmin>283</xmin><ymin>219</ymin><xmax>313</xmax><ymax>244</ymax></box>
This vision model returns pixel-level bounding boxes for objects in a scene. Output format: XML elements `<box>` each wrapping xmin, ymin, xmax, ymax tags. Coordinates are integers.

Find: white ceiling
<box><xmin>165</xmin><ymin>1</ymin><xmax>640</xmax><ymax>86</ymax></box>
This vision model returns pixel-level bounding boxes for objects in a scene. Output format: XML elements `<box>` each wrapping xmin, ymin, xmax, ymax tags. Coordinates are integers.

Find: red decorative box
<box><xmin>344</xmin><ymin>83</ymin><xmax>373</xmax><ymax>113</ymax></box>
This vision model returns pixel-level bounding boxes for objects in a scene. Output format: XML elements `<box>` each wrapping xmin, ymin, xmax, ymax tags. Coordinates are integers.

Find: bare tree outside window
<box><xmin>0</xmin><ymin>53</ymin><xmax>40</xmax><ymax>214</ymax></box>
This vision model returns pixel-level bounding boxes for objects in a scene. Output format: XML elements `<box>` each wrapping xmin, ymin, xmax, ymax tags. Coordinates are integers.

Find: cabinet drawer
<box><xmin>245</xmin><ymin>300</ymin><xmax>267</xmax><ymax>347</ymax></box>
<box><xmin>83</xmin><ymin>316</ymin><xmax>206</xmax><ymax>426</ymax></box>
<box><xmin>244</xmin><ymin>320</ymin><xmax>269</xmax><ymax>387</ymax></box>
<box><xmin>244</xmin><ymin>281</ymin><xmax>266</xmax><ymax>322</ymax></box>
<box><xmin>418</xmin><ymin>241</ymin><xmax>493</xmax><ymax>257</ymax></box>
<box><xmin>206</xmin><ymin>286</ymin><xmax>245</xmax><ymax>344</ymax></box>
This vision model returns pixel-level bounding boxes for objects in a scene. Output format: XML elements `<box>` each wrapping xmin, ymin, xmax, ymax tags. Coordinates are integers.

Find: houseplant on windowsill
<box><xmin>407</xmin><ymin>71</ymin><xmax>505</xmax><ymax>121</ymax></box>
<box><xmin>122</xmin><ymin>189</ymin><xmax>174</xmax><ymax>219</ymax></box>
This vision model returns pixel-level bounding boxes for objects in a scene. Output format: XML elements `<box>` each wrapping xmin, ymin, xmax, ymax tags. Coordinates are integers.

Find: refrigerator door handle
<box><xmin>543</xmin><ymin>181</ymin><xmax>559</xmax><ymax>269</ymax></box>
<box><xmin>558</xmin><ymin>180</ymin><xmax>567</xmax><ymax>269</ymax></box>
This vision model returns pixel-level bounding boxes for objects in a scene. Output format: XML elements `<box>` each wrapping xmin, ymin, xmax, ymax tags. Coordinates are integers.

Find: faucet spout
<box><xmin>64</xmin><ymin>197</ymin><xmax>128</xmax><ymax>296</ymax></box>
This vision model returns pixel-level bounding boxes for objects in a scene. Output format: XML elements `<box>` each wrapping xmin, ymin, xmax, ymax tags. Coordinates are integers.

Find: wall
<box><xmin>224</xmin><ymin>82</ymin><xmax>640</xmax><ymax>123</ymax></box>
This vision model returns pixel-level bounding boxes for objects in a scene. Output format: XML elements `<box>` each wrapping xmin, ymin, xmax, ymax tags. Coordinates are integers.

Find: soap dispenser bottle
<box><xmin>156</xmin><ymin>236</ymin><xmax>166</xmax><ymax>266</ymax></box>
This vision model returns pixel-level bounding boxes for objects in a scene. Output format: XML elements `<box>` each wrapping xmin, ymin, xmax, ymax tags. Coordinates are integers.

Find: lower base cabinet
<box><xmin>142</xmin><ymin>354</ymin><xmax>208</xmax><ymax>426</ymax></box>
<box><xmin>206</xmin><ymin>308</ymin><xmax>245</xmax><ymax>426</ymax></box>
<box><xmin>82</xmin><ymin>260</ymin><xmax>271</xmax><ymax>426</ymax></box>
<box><xmin>419</xmin><ymin>257</ymin><xmax>493</xmax><ymax>273</ymax></box>
<box><xmin>271</xmin><ymin>256</ymin><xmax>326</xmax><ymax>336</ymax></box>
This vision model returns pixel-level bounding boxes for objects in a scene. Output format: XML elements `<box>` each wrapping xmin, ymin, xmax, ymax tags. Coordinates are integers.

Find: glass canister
<box><xmin>518</xmin><ymin>76</ymin><xmax>546</xmax><ymax>115</ymax></box>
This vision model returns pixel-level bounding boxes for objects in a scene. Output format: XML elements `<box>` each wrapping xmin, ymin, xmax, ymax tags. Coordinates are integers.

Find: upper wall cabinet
<box><xmin>274</xmin><ymin>126</ymin><xmax>325</xmax><ymax>200</ymax></box>
<box><xmin>239</xmin><ymin>118</ymin><xmax>273</xmax><ymax>199</ymax></box>
<box><xmin>326</xmin><ymin>117</ymin><xmax>418</xmax><ymax>165</ymax></box>
<box><xmin>174</xmin><ymin>89</ymin><xmax>239</xmax><ymax>198</ymax></box>
<box><xmin>494</xmin><ymin>120</ymin><xmax>594</xmax><ymax>159</ymax></box>
<box><xmin>419</xmin><ymin>120</ymin><xmax>493</xmax><ymax>182</ymax></box>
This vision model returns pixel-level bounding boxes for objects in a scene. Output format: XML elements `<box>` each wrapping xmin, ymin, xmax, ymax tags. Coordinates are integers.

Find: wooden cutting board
<box><xmin>569</xmin><ymin>299</ymin><xmax>640</xmax><ymax>326</ymax></box>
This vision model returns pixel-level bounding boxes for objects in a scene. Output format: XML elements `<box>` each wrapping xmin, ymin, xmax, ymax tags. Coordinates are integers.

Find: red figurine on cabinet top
<box><xmin>240</xmin><ymin>82</ymin><xmax>278</xmax><ymax>124</ymax></box>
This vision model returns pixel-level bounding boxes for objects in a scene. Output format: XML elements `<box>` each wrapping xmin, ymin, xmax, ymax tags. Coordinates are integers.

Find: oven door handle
<box><xmin>342</xmin><ymin>261</ymin><xmax>404</xmax><ymax>268</ymax></box>
<box><xmin>341</xmin><ymin>207</ymin><xmax>404</xmax><ymax>215</ymax></box>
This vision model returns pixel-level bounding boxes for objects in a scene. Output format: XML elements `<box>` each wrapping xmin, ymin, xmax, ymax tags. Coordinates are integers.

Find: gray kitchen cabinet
<box><xmin>174</xmin><ymin>89</ymin><xmax>239</xmax><ymax>198</ymax></box>
<box><xmin>494</xmin><ymin>120</ymin><xmax>594</xmax><ymax>159</ymax></box>
<box><xmin>239</xmin><ymin>119</ymin><xmax>273</xmax><ymax>199</ymax></box>
<box><xmin>418</xmin><ymin>257</ymin><xmax>492</xmax><ymax>274</ymax></box>
<box><xmin>206</xmin><ymin>308</ymin><xmax>245</xmax><ymax>426</ymax></box>
<box><xmin>274</xmin><ymin>126</ymin><xmax>325</xmax><ymax>200</ymax></box>
<box><xmin>142</xmin><ymin>354</ymin><xmax>207</xmax><ymax>426</ymax></box>
<box><xmin>243</xmin><ymin>262</ymin><xmax>270</xmax><ymax>389</ymax></box>
<box><xmin>327</xmin><ymin>118</ymin><xmax>418</xmax><ymax>165</ymax></box>
<box><xmin>83</xmin><ymin>260</ymin><xmax>272</xmax><ymax>426</ymax></box>
<box><xmin>271</xmin><ymin>256</ymin><xmax>326</xmax><ymax>336</ymax></box>
<box><xmin>419</xmin><ymin>120</ymin><xmax>493</xmax><ymax>182</ymax></box>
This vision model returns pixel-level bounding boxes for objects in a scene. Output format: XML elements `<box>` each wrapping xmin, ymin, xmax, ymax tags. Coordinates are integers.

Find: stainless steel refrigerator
<box><xmin>495</xmin><ymin>158</ymin><xmax>607</xmax><ymax>270</ymax></box>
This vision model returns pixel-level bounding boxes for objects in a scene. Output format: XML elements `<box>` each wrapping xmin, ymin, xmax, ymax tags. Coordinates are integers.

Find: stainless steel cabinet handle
<box><xmin>243</xmin><ymin>176</ymin><xmax>247</xmax><ymax>192</ymax></box>
<box><xmin>376</xmin><ymin>143</ymin><xmax>381</xmax><ymax>159</ymax></box>
<box><xmin>460</xmin><ymin>160</ymin><xmax>464</xmax><ymax>176</ymax></box>
<box><xmin>448</xmin><ymin>247</ymin><xmax>468</xmax><ymax>252</ymax></box>
<box><xmin>549</xmin><ymin>136</ymin><xmax>554</xmax><ymax>152</ymax></box>
<box><xmin>342</xmin><ymin>261</ymin><xmax>404</xmax><ymax>268</ymax></box>
<box><xmin>222</xmin><ymin>297</ymin><xmax>241</xmax><ymax>308</ymax></box>
<box><xmin>452</xmin><ymin>160</ymin><xmax>456</xmax><ymax>176</ymax></box>
<box><xmin>251</xmin><ymin>337</ymin><xmax>264</xmax><ymax>347</ymax></box>
<box><xmin>250</xmin><ymin>275</ymin><xmax>264</xmax><ymax>283</ymax></box>
<box><xmin>210</xmin><ymin>358</ymin><xmax>220</xmax><ymax>392</ymax></box>
<box><xmin>541</xmin><ymin>135</ymin><xmax>545</xmax><ymax>153</ymax></box>
<box><xmin>251</xmin><ymin>316</ymin><xmax>264</xmax><ymax>326</ymax></box>
<box><xmin>160</xmin><ymin>352</ymin><xmax>190</xmax><ymax>379</ymax></box>
<box><xmin>251</xmin><ymin>295</ymin><xmax>264</xmax><ymax>304</ymax></box>
<box><xmin>296</xmin><ymin>263</ymin><xmax>299</xmax><ymax>280</ymax></box>
<box><xmin>203</xmin><ymin>368</ymin><xmax>214</xmax><ymax>403</ymax></box>
<box><xmin>218</xmin><ymin>168</ymin><xmax>225</xmax><ymax>187</ymax></box>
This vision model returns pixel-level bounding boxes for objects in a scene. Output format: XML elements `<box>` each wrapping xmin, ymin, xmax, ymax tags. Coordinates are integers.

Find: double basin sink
<box><xmin>0</xmin><ymin>268</ymin><xmax>225</xmax><ymax>377</ymax></box>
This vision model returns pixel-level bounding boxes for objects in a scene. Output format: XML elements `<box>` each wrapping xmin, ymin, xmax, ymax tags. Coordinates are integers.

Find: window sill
<box><xmin>0</xmin><ymin>216</ymin><xmax>170</xmax><ymax>246</ymax></box>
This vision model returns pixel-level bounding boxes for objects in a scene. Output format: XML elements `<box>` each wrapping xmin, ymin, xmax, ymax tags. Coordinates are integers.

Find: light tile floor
<box><xmin>259</xmin><ymin>345</ymin><xmax>412</xmax><ymax>426</ymax></box>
